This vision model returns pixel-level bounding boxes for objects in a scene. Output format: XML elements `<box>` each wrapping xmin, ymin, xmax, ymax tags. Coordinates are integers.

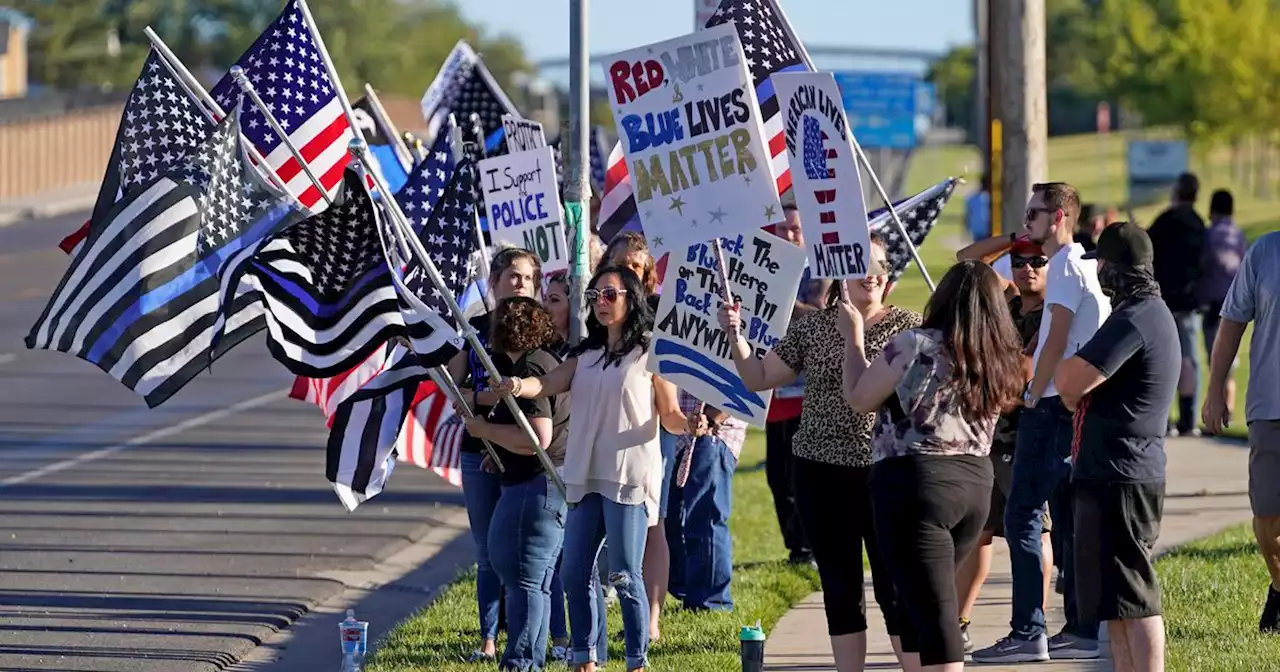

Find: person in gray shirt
<box><xmin>1203</xmin><ymin>230</ymin><xmax>1280</xmax><ymax>633</ymax></box>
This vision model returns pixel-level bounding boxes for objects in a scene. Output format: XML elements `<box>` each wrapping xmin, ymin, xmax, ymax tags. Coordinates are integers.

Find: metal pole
<box><xmin>363</xmin><ymin>83</ymin><xmax>416</xmax><ymax>170</ymax></box>
<box><xmin>141</xmin><ymin>27</ymin><xmax>303</xmax><ymax>211</ymax></box>
<box><xmin>566</xmin><ymin>0</ymin><xmax>591</xmax><ymax>345</ymax></box>
<box><xmin>229</xmin><ymin>66</ymin><xmax>335</xmax><ymax>207</ymax></box>
<box><xmin>350</xmin><ymin>139</ymin><xmax>567</xmax><ymax>498</ymax></box>
<box><xmin>430</xmin><ymin>365</ymin><xmax>506</xmax><ymax>473</ymax></box>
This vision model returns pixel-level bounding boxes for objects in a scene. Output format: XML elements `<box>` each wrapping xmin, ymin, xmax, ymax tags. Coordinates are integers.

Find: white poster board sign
<box><xmin>772</xmin><ymin>72</ymin><xmax>873</xmax><ymax>280</ymax></box>
<box><xmin>648</xmin><ymin>230</ymin><xmax>806</xmax><ymax>426</ymax></box>
<box><xmin>502</xmin><ymin>114</ymin><xmax>547</xmax><ymax>153</ymax></box>
<box><xmin>479</xmin><ymin>146</ymin><xmax>568</xmax><ymax>273</ymax></box>
<box><xmin>602</xmin><ymin>23</ymin><xmax>781</xmax><ymax>255</ymax></box>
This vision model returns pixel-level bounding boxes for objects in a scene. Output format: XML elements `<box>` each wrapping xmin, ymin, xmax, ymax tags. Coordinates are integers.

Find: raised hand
<box><xmin>718</xmin><ymin>301</ymin><xmax>743</xmax><ymax>339</ymax></box>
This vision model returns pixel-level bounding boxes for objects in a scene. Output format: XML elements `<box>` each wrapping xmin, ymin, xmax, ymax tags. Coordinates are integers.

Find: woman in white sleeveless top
<box><xmin>496</xmin><ymin>266</ymin><xmax>693</xmax><ymax>672</ymax></box>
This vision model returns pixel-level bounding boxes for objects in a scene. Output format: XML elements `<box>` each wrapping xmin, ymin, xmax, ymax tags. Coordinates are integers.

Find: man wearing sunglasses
<box><xmin>973</xmin><ymin>182</ymin><xmax>1109</xmax><ymax>664</ymax></box>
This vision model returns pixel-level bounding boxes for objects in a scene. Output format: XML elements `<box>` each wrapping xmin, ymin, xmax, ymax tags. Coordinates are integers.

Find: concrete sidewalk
<box><xmin>765</xmin><ymin>436</ymin><xmax>1253</xmax><ymax>671</ymax></box>
<box><xmin>0</xmin><ymin>181</ymin><xmax>99</xmax><ymax>227</ymax></box>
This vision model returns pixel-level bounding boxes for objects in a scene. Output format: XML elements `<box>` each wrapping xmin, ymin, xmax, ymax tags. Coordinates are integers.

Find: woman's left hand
<box><xmin>687</xmin><ymin>411</ymin><xmax>709</xmax><ymax>437</ymax></box>
<box><xmin>835</xmin><ymin>289</ymin><xmax>864</xmax><ymax>345</ymax></box>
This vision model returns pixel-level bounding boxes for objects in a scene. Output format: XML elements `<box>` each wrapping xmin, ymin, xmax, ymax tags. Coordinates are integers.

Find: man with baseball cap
<box><xmin>1055</xmin><ymin>221</ymin><xmax>1180</xmax><ymax>672</ymax></box>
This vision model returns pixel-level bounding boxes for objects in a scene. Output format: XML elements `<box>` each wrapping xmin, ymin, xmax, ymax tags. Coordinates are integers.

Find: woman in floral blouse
<box><xmin>719</xmin><ymin>233</ymin><xmax>921</xmax><ymax>672</ymax></box>
<box><xmin>838</xmin><ymin>260</ymin><xmax>1024</xmax><ymax>671</ymax></box>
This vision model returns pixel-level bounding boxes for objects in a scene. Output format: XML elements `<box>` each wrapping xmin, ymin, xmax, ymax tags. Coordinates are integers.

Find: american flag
<box><xmin>59</xmin><ymin>48</ymin><xmax>215</xmax><ymax>257</ymax></box>
<box><xmin>228</xmin><ymin>168</ymin><xmax>454</xmax><ymax>379</ymax></box>
<box><xmin>28</xmin><ymin>107</ymin><xmax>299</xmax><ymax>407</ymax></box>
<box><xmin>596</xmin><ymin>0</ymin><xmax>807</xmax><ymax>243</ymax></box>
<box><xmin>869</xmin><ymin>177</ymin><xmax>958</xmax><ymax>284</ymax></box>
<box><xmin>286</xmin><ymin>118</ymin><xmax>463</xmax><ymax>416</ymax></box>
<box><xmin>209</xmin><ymin>0</ymin><xmax>353</xmax><ymax>212</ymax></box>
<box><xmin>420</xmin><ymin>41</ymin><xmax>518</xmax><ymax>157</ymax></box>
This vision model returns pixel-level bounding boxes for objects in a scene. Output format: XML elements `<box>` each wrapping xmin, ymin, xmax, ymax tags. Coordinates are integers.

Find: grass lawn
<box><xmin>899</xmin><ymin>132</ymin><xmax>1269</xmax><ymax>440</ymax></box>
<box><xmin>1159</xmin><ymin>523</ymin><xmax>1280</xmax><ymax>671</ymax></box>
<box><xmin>365</xmin><ymin>432</ymin><xmax>822</xmax><ymax>671</ymax></box>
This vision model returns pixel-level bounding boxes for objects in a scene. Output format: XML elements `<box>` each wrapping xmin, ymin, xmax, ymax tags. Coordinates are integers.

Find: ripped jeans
<box><xmin>562</xmin><ymin>493</ymin><xmax>650</xmax><ymax>670</ymax></box>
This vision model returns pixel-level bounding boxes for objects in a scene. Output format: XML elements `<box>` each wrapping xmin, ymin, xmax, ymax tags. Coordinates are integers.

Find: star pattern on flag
<box><xmin>209</xmin><ymin>0</ymin><xmax>335</xmax><ymax>154</ymax></box>
<box><xmin>707</xmin><ymin>0</ymin><xmax>802</xmax><ymax>83</ymax></box>
<box><xmin>180</xmin><ymin>112</ymin><xmax>278</xmax><ymax>256</ymax></box>
<box><xmin>396</xmin><ymin>118</ymin><xmax>459</xmax><ymax>229</ymax></box>
<box><xmin>286</xmin><ymin>178</ymin><xmax>381</xmax><ymax>298</ymax></box>
<box><xmin>870</xmin><ymin>179</ymin><xmax>958</xmax><ymax>282</ymax></box>
<box><xmin>118</xmin><ymin>50</ymin><xmax>212</xmax><ymax>191</ymax></box>
<box><xmin>405</xmin><ymin>160</ymin><xmax>479</xmax><ymax>328</ymax></box>
<box><xmin>439</xmin><ymin>58</ymin><xmax>508</xmax><ymax>142</ymax></box>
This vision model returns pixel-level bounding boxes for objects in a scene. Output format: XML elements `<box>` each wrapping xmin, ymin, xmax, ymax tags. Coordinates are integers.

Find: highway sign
<box><xmin>832</xmin><ymin>71</ymin><xmax>921</xmax><ymax>150</ymax></box>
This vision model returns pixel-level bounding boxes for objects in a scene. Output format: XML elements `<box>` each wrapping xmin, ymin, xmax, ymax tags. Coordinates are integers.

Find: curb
<box><xmin>0</xmin><ymin>193</ymin><xmax>99</xmax><ymax>228</ymax></box>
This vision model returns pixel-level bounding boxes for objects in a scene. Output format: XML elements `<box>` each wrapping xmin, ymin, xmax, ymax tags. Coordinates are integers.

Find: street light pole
<box><xmin>566</xmin><ymin>0</ymin><xmax>591</xmax><ymax>346</ymax></box>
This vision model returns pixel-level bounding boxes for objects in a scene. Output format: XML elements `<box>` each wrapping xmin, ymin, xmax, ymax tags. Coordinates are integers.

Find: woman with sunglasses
<box><xmin>839</xmin><ymin>260</ymin><xmax>1024</xmax><ymax>671</ymax></box>
<box><xmin>719</xmin><ymin>233</ymin><xmax>922</xmax><ymax>672</ymax></box>
<box><xmin>602</xmin><ymin>232</ymin><xmax>672</xmax><ymax>640</ymax></box>
<box><xmin>447</xmin><ymin>247</ymin><xmax>543</xmax><ymax>662</ymax></box>
<box><xmin>495</xmin><ymin>266</ymin><xmax>692</xmax><ymax>672</ymax></box>
<box><xmin>457</xmin><ymin>296</ymin><xmax>570</xmax><ymax>671</ymax></box>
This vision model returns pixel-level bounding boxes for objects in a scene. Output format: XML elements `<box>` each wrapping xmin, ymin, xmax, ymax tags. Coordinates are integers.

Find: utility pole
<box><xmin>991</xmin><ymin>0</ymin><xmax>1048</xmax><ymax>236</ymax></box>
<box><xmin>974</xmin><ymin>0</ymin><xmax>988</xmax><ymax>159</ymax></box>
<box><xmin>566</xmin><ymin>0</ymin><xmax>590</xmax><ymax>345</ymax></box>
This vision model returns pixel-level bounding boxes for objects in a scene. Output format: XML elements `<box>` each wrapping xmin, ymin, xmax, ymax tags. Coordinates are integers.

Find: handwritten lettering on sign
<box><xmin>502</xmin><ymin>114</ymin><xmax>546</xmax><ymax>153</ymax></box>
<box><xmin>603</xmin><ymin>23</ymin><xmax>781</xmax><ymax>255</ymax></box>
<box><xmin>648</xmin><ymin>230</ymin><xmax>806</xmax><ymax>426</ymax></box>
<box><xmin>479</xmin><ymin>146</ymin><xmax>568</xmax><ymax>273</ymax></box>
<box><xmin>773</xmin><ymin>72</ymin><xmax>873</xmax><ymax>280</ymax></box>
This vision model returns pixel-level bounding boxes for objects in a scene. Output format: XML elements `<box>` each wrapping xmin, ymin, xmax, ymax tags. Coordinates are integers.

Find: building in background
<box><xmin>0</xmin><ymin>7</ymin><xmax>31</xmax><ymax>99</ymax></box>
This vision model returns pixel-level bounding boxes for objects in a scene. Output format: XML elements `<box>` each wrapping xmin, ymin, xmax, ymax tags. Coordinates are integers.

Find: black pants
<box><xmin>870</xmin><ymin>454</ymin><xmax>992</xmax><ymax>666</ymax></box>
<box><xmin>765</xmin><ymin>417</ymin><xmax>810</xmax><ymax>560</ymax></box>
<box><xmin>793</xmin><ymin>456</ymin><xmax>899</xmax><ymax>636</ymax></box>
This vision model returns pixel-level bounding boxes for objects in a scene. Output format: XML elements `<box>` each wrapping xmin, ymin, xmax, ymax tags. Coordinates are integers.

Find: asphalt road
<box><xmin>0</xmin><ymin>212</ymin><xmax>467</xmax><ymax>671</ymax></box>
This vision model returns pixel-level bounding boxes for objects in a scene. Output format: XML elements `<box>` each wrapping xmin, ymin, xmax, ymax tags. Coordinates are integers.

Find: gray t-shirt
<box><xmin>1221</xmin><ymin>231</ymin><xmax>1280</xmax><ymax>422</ymax></box>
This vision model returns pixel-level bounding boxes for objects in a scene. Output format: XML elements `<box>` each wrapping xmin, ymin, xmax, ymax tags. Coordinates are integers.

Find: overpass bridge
<box><xmin>534</xmin><ymin>44</ymin><xmax>946</xmax><ymax>78</ymax></box>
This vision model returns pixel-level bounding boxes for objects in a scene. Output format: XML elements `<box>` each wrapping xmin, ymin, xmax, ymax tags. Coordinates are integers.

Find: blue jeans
<box><xmin>1049</xmin><ymin>477</ymin><xmax>1098</xmax><ymax>639</ymax></box>
<box><xmin>660</xmin><ymin>430</ymin><xmax>686</xmax><ymax>599</ymax></box>
<box><xmin>461</xmin><ymin>450</ymin><xmax>504</xmax><ymax>641</ymax></box>
<box><xmin>549</xmin><ymin>554</ymin><xmax>567</xmax><ymax>641</ymax></box>
<box><xmin>1173</xmin><ymin>310</ymin><xmax>1201</xmax><ymax>429</ymax></box>
<box><xmin>1004</xmin><ymin>397</ymin><xmax>1074</xmax><ymax>640</ymax></box>
<box><xmin>679</xmin><ymin>435</ymin><xmax>737</xmax><ymax>610</ymax></box>
<box><xmin>488</xmin><ymin>474</ymin><xmax>566</xmax><ymax>670</ymax></box>
<box><xmin>563</xmin><ymin>493</ymin><xmax>650</xmax><ymax>670</ymax></box>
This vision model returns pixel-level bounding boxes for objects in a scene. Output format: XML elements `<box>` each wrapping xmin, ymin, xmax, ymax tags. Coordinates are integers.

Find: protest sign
<box><xmin>772</xmin><ymin>72</ymin><xmax>873</xmax><ymax>280</ymax></box>
<box><xmin>648</xmin><ymin>230</ymin><xmax>806</xmax><ymax>426</ymax></box>
<box><xmin>502</xmin><ymin>114</ymin><xmax>547</xmax><ymax>153</ymax></box>
<box><xmin>479</xmin><ymin>146</ymin><xmax>568</xmax><ymax>273</ymax></box>
<box><xmin>602</xmin><ymin>23</ymin><xmax>781</xmax><ymax>255</ymax></box>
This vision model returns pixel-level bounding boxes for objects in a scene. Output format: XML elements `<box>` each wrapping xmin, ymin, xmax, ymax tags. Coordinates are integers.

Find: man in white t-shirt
<box><xmin>973</xmin><ymin>182</ymin><xmax>1111</xmax><ymax>663</ymax></box>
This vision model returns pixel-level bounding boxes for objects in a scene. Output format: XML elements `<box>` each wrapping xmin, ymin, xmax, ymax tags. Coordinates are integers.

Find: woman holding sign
<box><xmin>494</xmin><ymin>266</ymin><xmax>694</xmax><ymax>672</ymax></box>
<box><xmin>448</xmin><ymin>247</ymin><xmax>543</xmax><ymax>662</ymax></box>
<box><xmin>719</xmin><ymin>234</ymin><xmax>923</xmax><ymax>672</ymax></box>
<box><xmin>456</xmin><ymin>296</ymin><xmax>570</xmax><ymax>671</ymax></box>
<box><xmin>838</xmin><ymin>260</ymin><xmax>1023</xmax><ymax>670</ymax></box>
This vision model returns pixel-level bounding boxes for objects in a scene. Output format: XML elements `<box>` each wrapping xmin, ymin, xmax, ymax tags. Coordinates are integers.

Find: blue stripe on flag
<box><xmin>252</xmin><ymin>261</ymin><xmax>389</xmax><ymax>319</ymax></box>
<box><xmin>485</xmin><ymin>128</ymin><xmax>505</xmax><ymax>154</ymax></box>
<box><xmin>755</xmin><ymin>63</ymin><xmax>809</xmax><ymax>107</ymax></box>
<box><xmin>85</xmin><ymin>206</ymin><xmax>292</xmax><ymax>362</ymax></box>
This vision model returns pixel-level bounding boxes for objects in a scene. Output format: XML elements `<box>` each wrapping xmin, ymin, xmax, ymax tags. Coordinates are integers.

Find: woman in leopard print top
<box><xmin>720</xmin><ymin>232</ymin><xmax>922</xmax><ymax>671</ymax></box>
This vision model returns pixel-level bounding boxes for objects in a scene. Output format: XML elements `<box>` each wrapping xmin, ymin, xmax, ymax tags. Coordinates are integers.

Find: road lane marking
<box><xmin>0</xmin><ymin>388</ymin><xmax>289</xmax><ymax>489</ymax></box>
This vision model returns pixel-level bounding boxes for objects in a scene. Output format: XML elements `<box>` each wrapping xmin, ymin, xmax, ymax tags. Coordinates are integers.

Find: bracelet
<box><xmin>512</xmin><ymin>377</ymin><xmax>524</xmax><ymax>397</ymax></box>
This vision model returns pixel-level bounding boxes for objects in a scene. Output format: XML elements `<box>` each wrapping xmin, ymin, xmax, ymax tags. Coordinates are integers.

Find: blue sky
<box><xmin>461</xmin><ymin>0</ymin><xmax>975</xmax><ymax>80</ymax></box>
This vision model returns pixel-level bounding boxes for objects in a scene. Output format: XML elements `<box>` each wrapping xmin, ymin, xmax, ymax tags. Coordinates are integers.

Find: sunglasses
<box><xmin>585</xmin><ymin>287</ymin><xmax>628</xmax><ymax>304</ymax></box>
<box><xmin>1011</xmin><ymin>256</ymin><xmax>1049</xmax><ymax>269</ymax></box>
<box><xmin>1024</xmin><ymin>206</ymin><xmax>1055</xmax><ymax>222</ymax></box>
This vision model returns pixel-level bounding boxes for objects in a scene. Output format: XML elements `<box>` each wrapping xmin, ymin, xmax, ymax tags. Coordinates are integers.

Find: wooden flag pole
<box><xmin>229</xmin><ymin>67</ymin><xmax>335</xmax><ymax>208</ymax></box>
<box><xmin>350</xmin><ymin>138</ymin><xmax>566</xmax><ymax>498</ymax></box>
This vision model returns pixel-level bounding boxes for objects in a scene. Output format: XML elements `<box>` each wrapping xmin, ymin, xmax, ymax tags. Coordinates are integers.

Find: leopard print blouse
<box><xmin>773</xmin><ymin>305</ymin><xmax>923</xmax><ymax>467</ymax></box>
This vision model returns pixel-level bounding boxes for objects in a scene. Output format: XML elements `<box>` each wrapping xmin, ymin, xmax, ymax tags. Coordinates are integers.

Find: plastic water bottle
<box><xmin>739</xmin><ymin>620</ymin><xmax>766</xmax><ymax>672</ymax></box>
<box><xmin>339</xmin><ymin>609</ymin><xmax>368</xmax><ymax>671</ymax></box>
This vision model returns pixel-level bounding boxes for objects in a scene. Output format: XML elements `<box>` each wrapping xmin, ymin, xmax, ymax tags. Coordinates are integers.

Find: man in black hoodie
<box><xmin>1147</xmin><ymin>172</ymin><xmax>1207</xmax><ymax>435</ymax></box>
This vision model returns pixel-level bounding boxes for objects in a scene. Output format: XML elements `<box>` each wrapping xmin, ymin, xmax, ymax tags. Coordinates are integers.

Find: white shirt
<box><xmin>992</xmin><ymin>254</ymin><xmax>1012</xmax><ymax>283</ymax></box>
<box><xmin>1032</xmin><ymin>243</ymin><xmax>1111</xmax><ymax>399</ymax></box>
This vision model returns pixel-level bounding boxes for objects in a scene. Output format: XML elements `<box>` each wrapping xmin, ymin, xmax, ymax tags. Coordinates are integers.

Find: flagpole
<box><xmin>767</xmin><ymin>0</ymin><xmax>936</xmax><ymax>291</ymax></box>
<box><xmin>350</xmin><ymin>139</ymin><xmax>567</xmax><ymax>499</ymax></box>
<box><xmin>229</xmin><ymin>67</ymin><xmax>336</xmax><ymax>208</ymax></box>
<box><xmin>363</xmin><ymin>83</ymin><xmax>415</xmax><ymax>170</ymax></box>
<box><xmin>141</xmin><ymin>27</ymin><xmax>303</xmax><ymax>212</ymax></box>
<box><xmin>565</xmin><ymin>0</ymin><xmax>591</xmax><ymax>345</ymax></box>
<box><xmin>296</xmin><ymin>0</ymin><xmax>362</xmax><ymax>139</ymax></box>
<box><xmin>461</xmin><ymin>114</ymin><xmax>495</xmax><ymax>306</ymax></box>
<box><xmin>430</xmin><ymin>365</ymin><xmax>506</xmax><ymax>473</ymax></box>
